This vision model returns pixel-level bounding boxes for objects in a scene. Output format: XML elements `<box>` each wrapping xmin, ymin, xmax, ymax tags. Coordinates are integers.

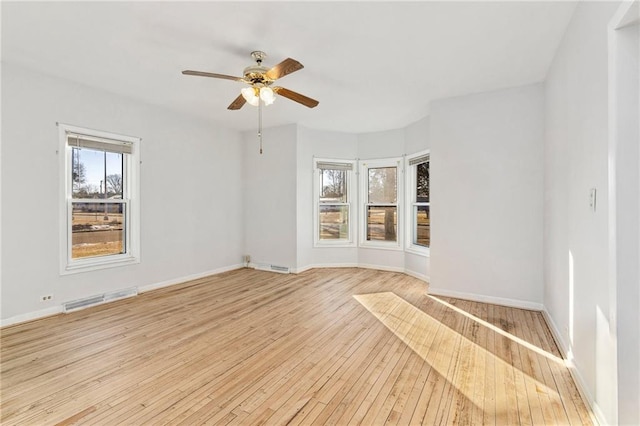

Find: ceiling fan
<box><xmin>182</xmin><ymin>51</ymin><xmax>319</xmax><ymax>110</ymax></box>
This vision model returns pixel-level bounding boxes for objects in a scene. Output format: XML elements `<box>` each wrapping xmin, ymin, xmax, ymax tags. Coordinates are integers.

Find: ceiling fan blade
<box><xmin>227</xmin><ymin>94</ymin><xmax>247</xmax><ymax>110</ymax></box>
<box><xmin>265</xmin><ymin>58</ymin><xmax>304</xmax><ymax>81</ymax></box>
<box><xmin>182</xmin><ymin>70</ymin><xmax>244</xmax><ymax>82</ymax></box>
<box><xmin>273</xmin><ymin>87</ymin><xmax>319</xmax><ymax>108</ymax></box>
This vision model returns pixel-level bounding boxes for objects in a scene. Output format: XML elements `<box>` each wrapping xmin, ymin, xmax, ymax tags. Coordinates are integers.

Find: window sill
<box><xmin>61</xmin><ymin>255</ymin><xmax>139</xmax><ymax>275</ymax></box>
<box><xmin>314</xmin><ymin>241</ymin><xmax>356</xmax><ymax>248</ymax></box>
<box><xmin>359</xmin><ymin>242</ymin><xmax>403</xmax><ymax>251</ymax></box>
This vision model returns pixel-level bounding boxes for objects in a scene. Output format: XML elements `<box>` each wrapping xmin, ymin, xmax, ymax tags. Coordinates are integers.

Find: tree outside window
<box><xmin>367</xmin><ymin>167</ymin><xmax>398</xmax><ymax>242</ymax></box>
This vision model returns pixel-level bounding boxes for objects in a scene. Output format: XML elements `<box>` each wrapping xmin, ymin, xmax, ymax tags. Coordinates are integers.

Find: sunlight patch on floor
<box><xmin>427</xmin><ymin>294</ymin><xmax>565</xmax><ymax>365</ymax></box>
<box><xmin>354</xmin><ymin>292</ymin><xmax>559</xmax><ymax>415</ymax></box>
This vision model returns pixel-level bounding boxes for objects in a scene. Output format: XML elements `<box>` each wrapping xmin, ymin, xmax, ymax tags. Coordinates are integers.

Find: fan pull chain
<box><xmin>258</xmin><ymin>98</ymin><xmax>263</xmax><ymax>154</ymax></box>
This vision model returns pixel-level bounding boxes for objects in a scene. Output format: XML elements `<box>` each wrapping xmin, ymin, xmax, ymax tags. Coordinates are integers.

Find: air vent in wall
<box><xmin>63</xmin><ymin>287</ymin><xmax>138</xmax><ymax>313</ymax></box>
<box><xmin>254</xmin><ymin>263</ymin><xmax>291</xmax><ymax>274</ymax></box>
<box><xmin>63</xmin><ymin>295</ymin><xmax>104</xmax><ymax>312</ymax></box>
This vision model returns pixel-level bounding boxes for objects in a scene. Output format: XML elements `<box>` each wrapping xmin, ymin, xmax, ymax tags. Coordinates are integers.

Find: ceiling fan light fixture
<box><xmin>241</xmin><ymin>87</ymin><xmax>259</xmax><ymax>106</ymax></box>
<box><xmin>183</xmin><ymin>51</ymin><xmax>318</xmax><ymax>153</ymax></box>
<box><xmin>260</xmin><ymin>87</ymin><xmax>275</xmax><ymax>106</ymax></box>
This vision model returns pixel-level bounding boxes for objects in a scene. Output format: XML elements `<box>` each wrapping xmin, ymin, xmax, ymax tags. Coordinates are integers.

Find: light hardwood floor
<box><xmin>1</xmin><ymin>268</ymin><xmax>593</xmax><ymax>425</ymax></box>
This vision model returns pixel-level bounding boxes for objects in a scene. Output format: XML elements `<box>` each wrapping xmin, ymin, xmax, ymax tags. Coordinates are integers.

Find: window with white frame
<box><xmin>313</xmin><ymin>159</ymin><xmax>356</xmax><ymax>246</ymax></box>
<box><xmin>361</xmin><ymin>158</ymin><xmax>402</xmax><ymax>248</ymax></box>
<box><xmin>59</xmin><ymin>124</ymin><xmax>140</xmax><ymax>274</ymax></box>
<box><xmin>406</xmin><ymin>152</ymin><xmax>430</xmax><ymax>254</ymax></box>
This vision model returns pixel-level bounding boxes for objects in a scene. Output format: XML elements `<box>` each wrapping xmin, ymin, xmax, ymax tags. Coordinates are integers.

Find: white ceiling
<box><xmin>2</xmin><ymin>1</ymin><xmax>577</xmax><ymax>133</ymax></box>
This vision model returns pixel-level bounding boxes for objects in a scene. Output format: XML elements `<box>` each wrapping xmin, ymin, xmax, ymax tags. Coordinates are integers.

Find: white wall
<box><xmin>242</xmin><ymin>124</ymin><xmax>298</xmax><ymax>270</ymax></box>
<box><xmin>610</xmin><ymin>4</ymin><xmax>639</xmax><ymax>425</ymax></box>
<box><xmin>1</xmin><ymin>64</ymin><xmax>244</xmax><ymax>324</ymax></box>
<box><xmin>404</xmin><ymin>116</ymin><xmax>430</xmax><ymax>155</ymax></box>
<box><xmin>430</xmin><ymin>84</ymin><xmax>544</xmax><ymax>309</ymax></box>
<box><xmin>358</xmin><ymin>128</ymin><xmax>405</xmax><ymax>160</ymax></box>
<box><xmin>543</xmin><ymin>1</ymin><xmax>623</xmax><ymax>424</ymax></box>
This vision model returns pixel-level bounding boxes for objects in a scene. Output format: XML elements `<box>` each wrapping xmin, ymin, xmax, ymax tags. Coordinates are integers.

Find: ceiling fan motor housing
<box><xmin>244</xmin><ymin>51</ymin><xmax>271</xmax><ymax>84</ymax></box>
<box><xmin>243</xmin><ymin>65</ymin><xmax>271</xmax><ymax>84</ymax></box>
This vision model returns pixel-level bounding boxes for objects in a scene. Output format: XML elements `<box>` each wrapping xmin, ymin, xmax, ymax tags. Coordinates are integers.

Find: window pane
<box><xmin>368</xmin><ymin>167</ymin><xmax>397</xmax><ymax>204</ymax></box>
<box><xmin>320</xmin><ymin>169</ymin><xmax>347</xmax><ymax>203</ymax></box>
<box><xmin>72</xmin><ymin>147</ymin><xmax>123</xmax><ymax>199</ymax></box>
<box><xmin>319</xmin><ymin>205</ymin><xmax>349</xmax><ymax>240</ymax></box>
<box><xmin>72</xmin><ymin>202</ymin><xmax>125</xmax><ymax>258</ymax></box>
<box><xmin>367</xmin><ymin>206</ymin><xmax>397</xmax><ymax>241</ymax></box>
<box><xmin>416</xmin><ymin>161</ymin><xmax>429</xmax><ymax>203</ymax></box>
<box><xmin>415</xmin><ymin>205</ymin><xmax>430</xmax><ymax>247</ymax></box>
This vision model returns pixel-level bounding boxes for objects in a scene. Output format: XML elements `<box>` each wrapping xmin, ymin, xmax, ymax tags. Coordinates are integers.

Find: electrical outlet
<box><xmin>41</xmin><ymin>294</ymin><xmax>53</xmax><ymax>302</ymax></box>
<box><xmin>244</xmin><ymin>255</ymin><xmax>251</xmax><ymax>264</ymax></box>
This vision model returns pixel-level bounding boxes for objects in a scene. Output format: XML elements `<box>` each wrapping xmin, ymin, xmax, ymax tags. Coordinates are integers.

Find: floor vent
<box><xmin>254</xmin><ymin>263</ymin><xmax>291</xmax><ymax>274</ymax></box>
<box><xmin>104</xmin><ymin>288</ymin><xmax>138</xmax><ymax>302</ymax></box>
<box><xmin>63</xmin><ymin>287</ymin><xmax>138</xmax><ymax>313</ymax></box>
<box><xmin>270</xmin><ymin>265</ymin><xmax>290</xmax><ymax>274</ymax></box>
<box><xmin>63</xmin><ymin>295</ymin><xmax>104</xmax><ymax>312</ymax></box>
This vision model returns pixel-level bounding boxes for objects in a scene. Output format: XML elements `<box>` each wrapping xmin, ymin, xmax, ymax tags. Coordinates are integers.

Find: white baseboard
<box><xmin>292</xmin><ymin>263</ymin><xmax>359</xmax><ymax>274</ymax></box>
<box><xmin>1</xmin><ymin>305</ymin><xmax>63</xmax><ymax>328</ymax></box>
<box><xmin>1</xmin><ymin>264</ymin><xmax>244</xmax><ymax>328</ymax></box>
<box><xmin>357</xmin><ymin>263</ymin><xmax>405</xmax><ymax>273</ymax></box>
<box><xmin>404</xmin><ymin>269</ymin><xmax>430</xmax><ymax>283</ymax></box>
<box><xmin>542</xmin><ymin>308</ymin><xmax>603</xmax><ymax>426</ymax></box>
<box><xmin>138</xmin><ymin>264</ymin><xmax>244</xmax><ymax>293</ymax></box>
<box><xmin>428</xmin><ymin>286</ymin><xmax>544</xmax><ymax>311</ymax></box>
<box><xmin>293</xmin><ymin>263</ymin><xmax>429</xmax><ymax>284</ymax></box>
<box><xmin>540</xmin><ymin>308</ymin><xmax>571</xmax><ymax>358</ymax></box>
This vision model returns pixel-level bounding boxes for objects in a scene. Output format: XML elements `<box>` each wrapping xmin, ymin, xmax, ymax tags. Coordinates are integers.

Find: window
<box><xmin>406</xmin><ymin>151</ymin><xmax>430</xmax><ymax>254</ymax></box>
<box><xmin>313</xmin><ymin>159</ymin><xmax>356</xmax><ymax>246</ymax></box>
<box><xmin>59</xmin><ymin>124</ymin><xmax>140</xmax><ymax>274</ymax></box>
<box><xmin>361</xmin><ymin>158</ymin><xmax>402</xmax><ymax>248</ymax></box>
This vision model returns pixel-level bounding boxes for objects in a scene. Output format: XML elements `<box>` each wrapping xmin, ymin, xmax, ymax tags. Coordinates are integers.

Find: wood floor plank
<box><xmin>0</xmin><ymin>268</ymin><xmax>594</xmax><ymax>425</ymax></box>
<box><xmin>391</xmin><ymin>297</ymin><xmax>448</xmax><ymax>425</ymax></box>
<box><xmin>483</xmin><ymin>303</ymin><xmax>498</xmax><ymax>425</ymax></box>
<box><xmin>467</xmin><ymin>298</ymin><xmax>488</xmax><ymax>425</ymax></box>
<box><xmin>444</xmin><ymin>299</ymin><xmax>479</xmax><ymax>425</ymax></box>
<box><xmin>416</xmin><ymin>296</ymin><xmax>465</xmax><ymax>425</ymax></box>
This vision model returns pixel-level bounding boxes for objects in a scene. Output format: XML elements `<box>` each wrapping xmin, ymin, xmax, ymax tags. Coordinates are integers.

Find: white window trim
<box><xmin>313</xmin><ymin>158</ymin><xmax>357</xmax><ymax>247</ymax></box>
<box><xmin>58</xmin><ymin>123</ymin><xmax>141</xmax><ymax>275</ymax></box>
<box><xmin>359</xmin><ymin>157</ymin><xmax>403</xmax><ymax>250</ymax></box>
<box><xmin>405</xmin><ymin>150</ymin><xmax>430</xmax><ymax>257</ymax></box>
